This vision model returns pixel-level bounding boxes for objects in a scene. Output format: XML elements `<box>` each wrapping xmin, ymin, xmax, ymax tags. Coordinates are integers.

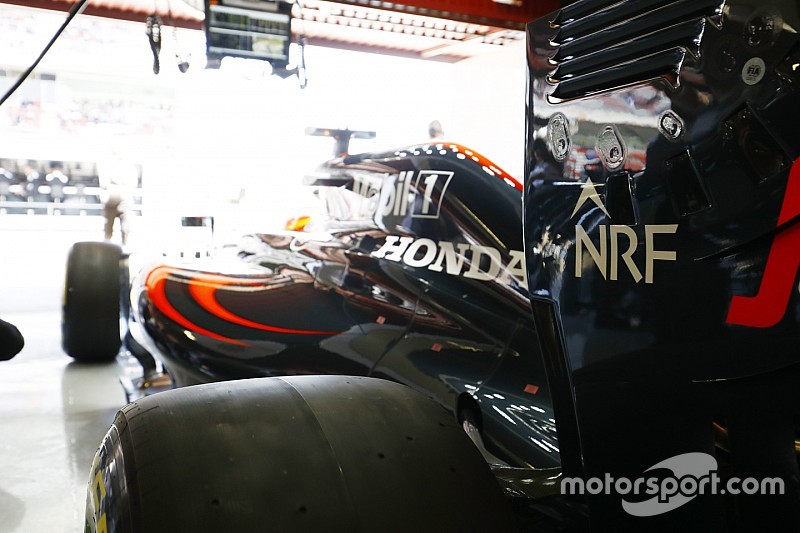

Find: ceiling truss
<box><xmin>0</xmin><ymin>0</ymin><xmax>561</xmax><ymax>61</ymax></box>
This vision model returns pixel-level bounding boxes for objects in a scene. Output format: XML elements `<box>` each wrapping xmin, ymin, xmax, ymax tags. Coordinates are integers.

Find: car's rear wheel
<box><xmin>62</xmin><ymin>241</ymin><xmax>122</xmax><ymax>362</ymax></box>
<box><xmin>85</xmin><ymin>376</ymin><xmax>515</xmax><ymax>532</ymax></box>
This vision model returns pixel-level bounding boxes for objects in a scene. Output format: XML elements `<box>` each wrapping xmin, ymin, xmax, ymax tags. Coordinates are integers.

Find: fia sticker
<box><xmin>741</xmin><ymin>57</ymin><xmax>766</xmax><ymax>85</ymax></box>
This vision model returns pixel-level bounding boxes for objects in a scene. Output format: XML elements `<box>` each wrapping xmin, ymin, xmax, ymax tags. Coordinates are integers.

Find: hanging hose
<box><xmin>145</xmin><ymin>14</ymin><xmax>163</xmax><ymax>75</ymax></box>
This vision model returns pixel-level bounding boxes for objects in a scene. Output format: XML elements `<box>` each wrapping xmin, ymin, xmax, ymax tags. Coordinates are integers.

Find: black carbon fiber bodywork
<box><xmin>526</xmin><ymin>0</ymin><xmax>800</xmax><ymax>529</ymax></box>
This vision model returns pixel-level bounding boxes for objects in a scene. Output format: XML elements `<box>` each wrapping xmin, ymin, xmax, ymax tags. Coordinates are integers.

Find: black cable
<box><xmin>0</xmin><ymin>0</ymin><xmax>90</xmax><ymax>108</ymax></box>
<box><xmin>146</xmin><ymin>14</ymin><xmax>163</xmax><ymax>74</ymax></box>
<box><xmin>164</xmin><ymin>0</ymin><xmax>189</xmax><ymax>73</ymax></box>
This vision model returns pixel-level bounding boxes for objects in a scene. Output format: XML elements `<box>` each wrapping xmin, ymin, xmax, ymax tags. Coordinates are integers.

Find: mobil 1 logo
<box><xmin>411</xmin><ymin>170</ymin><xmax>454</xmax><ymax>219</ymax></box>
<box><xmin>353</xmin><ymin>170</ymin><xmax>454</xmax><ymax>220</ymax></box>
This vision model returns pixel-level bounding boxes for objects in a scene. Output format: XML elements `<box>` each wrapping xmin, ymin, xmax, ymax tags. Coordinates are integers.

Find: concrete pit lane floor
<box><xmin>0</xmin><ymin>217</ymin><xmax>129</xmax><ymax>533</ymax></box>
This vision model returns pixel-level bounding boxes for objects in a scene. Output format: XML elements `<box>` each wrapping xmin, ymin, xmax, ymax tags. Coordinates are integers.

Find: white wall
<box><xmin>447</xmin><ymin>39</ymin><xmax>526</xmax><ymax>178</ymax></box>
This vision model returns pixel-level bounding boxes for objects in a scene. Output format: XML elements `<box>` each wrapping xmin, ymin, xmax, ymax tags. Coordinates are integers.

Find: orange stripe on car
<box><xmin>447</xmin><ymin>143</ymin><xmax>523</xmax><ymax>191</ymax></box>
<box><xmin>189</xmin><ymin>279</ymin><xmax>341</xmax><ymax>335</ymax></box>
<box><xmin>145</xmin><ymin>266</ymin><xmax>247</xmax><ymax>346</ymax></box>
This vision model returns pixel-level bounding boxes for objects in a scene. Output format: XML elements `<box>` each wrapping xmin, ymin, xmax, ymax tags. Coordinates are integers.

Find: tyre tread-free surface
<box><xmin>93</xmin><ymin>375</ymin><xmax>515</xmax><ymax>532</ymax></box>
<box><xmin>62</xmin><ymin>241</ymin><xmax>122</xmax><ymax>361</ymax></box>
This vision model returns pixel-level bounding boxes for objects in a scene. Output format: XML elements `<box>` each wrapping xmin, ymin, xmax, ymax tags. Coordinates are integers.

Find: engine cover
<box><xmin>525</xmin><ymin>0</ymin><xmax>800</xmax><ymax>529</ymax></box>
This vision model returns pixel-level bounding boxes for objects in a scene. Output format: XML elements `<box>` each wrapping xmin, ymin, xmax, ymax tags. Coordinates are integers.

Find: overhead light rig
<box><xmin>5</xmin><ymin>0</ymin><xmax>558</xmax><ymax>63</ymax></box>
<box><xmin>321</xmin><ymin>0</ymin><xmax>559</xmax><ymax>31</ymax></box>
<box><xmin>295</xmin><ymin>0</ymin><xmax>526</xmax><ymax>62</ymax></box>
<box><xmin>299</xmin><ymin>1</ymin><xmax>512</xmax><ymax>44</ymax></box>
<box><xmin>9</xmin><ymin>0</ymin><xmax>558</xmax><ymax>32</ymax></box>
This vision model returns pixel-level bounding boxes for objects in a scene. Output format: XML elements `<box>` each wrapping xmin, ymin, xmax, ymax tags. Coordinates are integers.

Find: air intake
<box><xmin>547</xmin><ymin>0</ymin><xmax>726</xmax><ymax>102</ymax></box>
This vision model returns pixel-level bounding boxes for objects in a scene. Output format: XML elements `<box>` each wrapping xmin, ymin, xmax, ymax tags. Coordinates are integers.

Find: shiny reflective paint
<box><xmin>727</xmin><ymin>156</ymin><xmax>800</xmax><ymax>327</ymax></box>
<box><xmin>145</xmin><ymin>266</ymin><xmax>343</xmax><ymax>341</ymax></box>
<box><xmin>526</xmin><ymin>0</ymin><xmax>800</xmax><ymax>528</ymax></box>
<box><xmin>130</xmin><ymin>142</ymin><xmax>560</xmax><ymax>469</ymax></box>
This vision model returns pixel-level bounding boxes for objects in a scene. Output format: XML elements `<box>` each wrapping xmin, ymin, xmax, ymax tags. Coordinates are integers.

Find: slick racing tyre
<box><xmin>62</xmin><ymin>241</ymin><xmax>122</xmax><ymax>362</ymax></box>
<box><xmin>85</xmin><ymin>376</ymin><xmax>516</xmax><ymax>533</ymax></box>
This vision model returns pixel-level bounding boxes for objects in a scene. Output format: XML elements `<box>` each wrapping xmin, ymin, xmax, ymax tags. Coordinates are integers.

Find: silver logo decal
<box><xmin>547</xmin><ymin>112</ymin><xmax>572</xmax><ymax>162</ymax></box>
<box><xmin>596</xmin><ymin>125</ymin><xmax>627</xmax><ymax>171</ymax></box>
<box><xmin>658</xmin><ymin>111</ymin><xmax>685</xmax><ymax>142</ymax></box>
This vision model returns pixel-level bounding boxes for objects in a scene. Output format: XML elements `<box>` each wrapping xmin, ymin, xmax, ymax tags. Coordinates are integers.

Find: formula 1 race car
<box><xmin>78</xmin><ymin>0</ymin><xmax>799</xmax><ymax>530</ymax></box>
<box><xmin>63</xmin><ymin>135</ymin><xmax>561</xmax><ymax>469</ymax></box>
<box><xmin>69</xmin><ymin>137</ymin><xmax>560</xmax><ymax>529</ymax></box>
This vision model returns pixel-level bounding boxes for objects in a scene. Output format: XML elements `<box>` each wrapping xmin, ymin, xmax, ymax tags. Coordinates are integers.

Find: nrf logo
<box><xmin>573</xmin><ymin>179</ymin><xmax>677</xmax><ymax>284</ymax></box>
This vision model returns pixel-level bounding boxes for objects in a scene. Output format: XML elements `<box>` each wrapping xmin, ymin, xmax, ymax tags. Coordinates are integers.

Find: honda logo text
<box><xmin>372</xmin><ymin>236</ymin><xmax>527</xmax><ymax>289</ymax></box>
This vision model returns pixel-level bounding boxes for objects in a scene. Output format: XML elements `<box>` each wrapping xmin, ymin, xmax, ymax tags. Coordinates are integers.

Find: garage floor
<box><xmin>0</xmin><ymin>218</ymin><xmax>129</xmax><ymax>533</ymax></box>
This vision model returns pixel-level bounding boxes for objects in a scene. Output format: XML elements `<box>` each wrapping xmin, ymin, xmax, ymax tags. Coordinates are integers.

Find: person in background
<box><xmin>528</xmin><ymin>137</ymin><xmax>564</xmax><ymax>182</ymax></box>
<box><xmin>98</xmin><ymin>157</ymin><xmax>137</xmax><ymax>246</ymax></box>
<box><xmin>428</xmin><ymin>120</ymin><xmax>445</xmax><ymax>140</ymax></box>
<box><xmin>0</xmin><ymin>166</ymin><xmax>15</xmax><ymax>201</ymax></box>
<box><xmin>22</xmin><ymin>161</ymin><xmax>46</xmax><ymax>214</ymax></box>
<box><xmin>45</xmin><ymin>161</ymin><xmax>69</xmax><ymax>204</ymax></box>
<box><xmin>23</xmin><ymin>161</ymin><xmax>42</xmax><ymax>199</ymax></box>
<box><xmin>0</xmin><ymin>165</ymin><xmax>26</xmax><ymax>213</ymax></box>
